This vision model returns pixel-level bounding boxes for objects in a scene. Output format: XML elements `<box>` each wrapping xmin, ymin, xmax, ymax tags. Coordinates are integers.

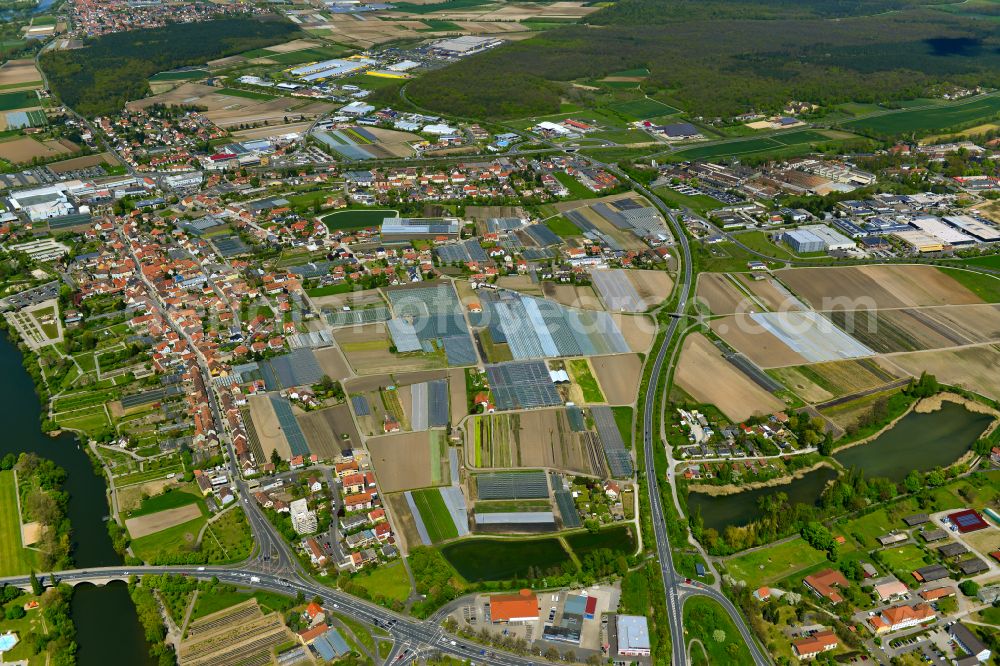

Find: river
<box><xmin>686</xmin><ymin>466</ymin><xmax>839</xmax><ymax>533</ymax></box>
<box><xmin>834</xmin><ymin>400</ymin><xmax>993</xmax><ymax>482</ymax></box>
<box><xmin>0</xmin><ymin>332</ymin><xmax>154</xmax><ymax>664</ymax></box>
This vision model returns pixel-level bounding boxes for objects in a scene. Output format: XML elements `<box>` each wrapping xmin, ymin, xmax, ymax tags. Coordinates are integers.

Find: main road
<box><xmin>595</xmin><ymin>160</ymin><xmax>772</xmax><ymax>666</ymax></box>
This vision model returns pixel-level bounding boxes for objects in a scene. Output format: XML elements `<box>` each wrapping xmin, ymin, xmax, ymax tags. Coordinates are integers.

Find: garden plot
<box><xmin>775</xmin><ymin>265</ymin><xmax>982</xmax><ymax>310</ymax></box>
<box><xmin>465</xmin><ymin>409</ymin><xmax>604</xmax><ymax>476</ymax></box>
<box><xmin>368</xmin><ymin>431</ymin><xmax>449</xmax><ymax>493</ymax></box>
<box><xmin>125</xmin><ymin>504</ymin><xmax>202</xmax><ymax>539</ymax></box>
<box><xmin>749</xmin><ymin>311</ymin><xmax>874</xmax><ymax>363</ymax></box>
<box><xmin>296</xmin><ymin>403</ymin><xmax>361</xmax><ymax>459</ymax></box>
<box><xmin>675</xmin><ymin>333</ymin><xmax>784</xmax><ymax>422</ymax></box>
<box><xmin>589</xmin><ymin>353</ymin><xmax>642</xmax><ymax>405</ymax></box>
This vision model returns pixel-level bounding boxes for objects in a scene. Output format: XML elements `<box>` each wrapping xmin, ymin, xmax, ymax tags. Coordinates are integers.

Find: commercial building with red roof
<box><xmin>489</xmin><ymin>589</ymin><xmax>538</xmax><ymax>624</ymax></box>
<box><xmin>803</xmin><ymin>569</ymin><xmax>849</xmax><ymax>604</ymax></box>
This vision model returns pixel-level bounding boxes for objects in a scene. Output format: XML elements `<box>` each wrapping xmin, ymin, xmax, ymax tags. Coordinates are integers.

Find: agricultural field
<box><xmin>608</xmin><ymin>97</ymin><xmax>679</xmax><ymax>119</ymax></box>
<box><xmin>367</xmin><ymin>431</ymin><xmax>449</xmax><ymax>493</ymax></box>
<box><xmin>722</xmin><ymin>537</ymin><xmax>828</xmax><ymax>589</ymax></box>
<box><xmin>0</xmin><ymin>136</ymin><xmax>77</xmax><ymax>163</ymax></box>
<box><xmin>674</xmin><ymin>333</ymin><xmax>784</xmax><ymax>421</ymax></box>
<box><xmin>842</xmin><ymin>93</ymin><xmax>1000</xmax><ymax>135</ymax></box>
<box><xmin>0</xmin><ymin>59</ymin><xmax>42</xmax><ymax>89</ymax></box>
<box><xmin>884</xmin><ymin>345</ymin><xmax>1000</xmax><ymax>402</ymax></box>
<box><xmin>774</xmin><ymin>265</ymin><xmax>984</xmax><ymax>310</ymax></box>
<box><xmin>670</xmin><ymin>129</ymin><xmax>859</xmax><ymax>161</ymax></box>
<box><xmin>323</xmin><ymin>209</ymin><xmax>397</xmax><ymax>231</ymax></box>
<box><xmin>589</xmin><ymin>354</ymin><xmax>641</xmax><ymax>405</ymax></box>
<box><xmin>465</xmin><ymin>409</ymin><xmax>604</xmax><ymax>475</ymax></box>
<box><xmin>768</xmin><ymin>358</ymin><xmax>900</xmax><ymax>404</ymax></box>
<box><xmin>540</xmin><ymin>283</ymin><xmax>603</xmax><ymax>310</ymax></box>
<box><xmin>334</xmin><ymin>323</ymin><xmax>445</xmax><ymax>375</ymax></box>
<box><xmin>297</xmin><ymin>403</ymin><xmax>362</xmax><ymax>459</ymax></box>
<box><xmin>410</xmin><ymin>487</ymin><xmax>459</xmax><ymax>543</ymax></box>
<box><xmin>827</xmin><ymin>304</ymin><xmax>1000</xmax><ymax>354</ymax></box>
<box><xmin>695</xmin><ymin>273</ymin><xmax>753</xmax><ymax>315</ymax></box>
<box><xmin>0</xmin><ymin>89</ymin><xmax>39</xmax><ymax>110</ymax></box>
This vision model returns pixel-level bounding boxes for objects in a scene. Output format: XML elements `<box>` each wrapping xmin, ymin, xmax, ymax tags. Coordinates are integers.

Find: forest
<box><xmin>398</xmin><ymin>1</ymin><xmax>1000</xmax><ymax>120</ymax></box>
<box><xmin>39</xmin><ymin>16</ymin><xmax>299</xmax><ymax>117</ymax></box>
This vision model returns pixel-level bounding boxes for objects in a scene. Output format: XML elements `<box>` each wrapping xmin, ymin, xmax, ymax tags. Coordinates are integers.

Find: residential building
<box><xmin>803</xmin><ymin>569</ymin><xmax>849</xmax><ymax>604</ymax></box>
<box><xmin>290</xmin><ymin>498</ymin><xmax>318</xmax><ymax>535</ymax></box>
<box><xmin>792</xmin><ymin>630</ymin><xmax>838</xmax><ymax>660</ymax></box>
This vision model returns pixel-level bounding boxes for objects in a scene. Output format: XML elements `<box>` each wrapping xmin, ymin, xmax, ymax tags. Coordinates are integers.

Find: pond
<box><xmin>322</xmin><ymin>209</ymin><xmax>398</xmax><ymax>231</ymax></box>
<box><xmin>565</xmin><ymin>525</ymin><xmax>636</xmax><ymax>558</ymax></box>
<box><xmin>441</xmin><ymin>538</ymin><xmax>572</xmax><ymax>582</ymax></box>
<box><xmin>834</xmin><ymin>400</ymin><xmax>993</xmax><ymax>482</ymax></box>
<box><xmin>687</xmin><ymin>466</ymin><xmax>840</xmax><ymax>533</ymax></box>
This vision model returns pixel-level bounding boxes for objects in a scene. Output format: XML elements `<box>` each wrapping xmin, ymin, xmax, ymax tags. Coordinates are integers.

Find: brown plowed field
<box><xmin>590</xmin><ymin>354</ymin><xmax>642</xmax><ymax>405</ymax></box>
<box><xmin>674</xmin><ymin>333</ymin><xmax>784</xmax><ymax>421</ymax></box>
<box><xmin>709</xmin><ymin>315</ymin><xmax>808</xmax><ymax>368</ymax></box>
<box><xmin>696</xmin><ymin>273</ymin><xmax>749</xmax><ymax>315</ymax></box>
<box><xmin>881</xmin><ymin>345</ymin><xmax>1000</xmax><ymax>402</ymax></box>
<box><xmin>368</xmin><ymin>431</ymin><xmax>437</xmax><ymax>493</ymax></box>
<box><xmin>297</xmin><ymin>403</ymin><xmax>361</xmax><ymax>459</ymax></box>
<box><xmin>125</xmin><ymin>504</ymin><xmax>202</xmax><ymax>539</ymax></box>
<box><xmin>776</xmin><ymin>265</ymin><xmax>981</xmax><ymax>310</ymax></box>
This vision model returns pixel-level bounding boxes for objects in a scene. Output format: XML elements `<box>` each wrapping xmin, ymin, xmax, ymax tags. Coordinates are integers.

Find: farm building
<box><xmin>380</xmin><ymin>217</ymin><xmax>461</xmax><ymax>241</ymax></box>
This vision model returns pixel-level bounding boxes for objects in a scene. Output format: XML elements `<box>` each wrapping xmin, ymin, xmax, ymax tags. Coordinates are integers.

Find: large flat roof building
<box><xmin>381</xmin><ymin>217</ymin><xmax>461</xmax><ymax>241</ymax></box>
<box><xmin>616</xmin><ymin>615</ymin><xmax>651</xmax><ymax>657</ymax></box>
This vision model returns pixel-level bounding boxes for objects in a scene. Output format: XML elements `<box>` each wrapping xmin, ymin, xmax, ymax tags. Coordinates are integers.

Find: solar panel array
<box><xmin>326</xmin><ymin>306</ymin><xmax>390</xmax><ymax>327</ymax></box>
<box><xmin>268</xmin><ymin>348</ymin><xmax>324</xmax><ymax>388</ymax></box>
<box><xmin>387</xmin><ymin>318</ymin><xmax>422</xmax><ymax>352</ymax></box>
<box><xmin>485</xmin><ymin>291</ymin><xmax>630</xmax><ymax>360</ymax></box>
<box><xmin>429</xmin><ymin>380</ymin><xmax>449</xmax><ymax>427</ymax></box>
<box><xmin>443</xmin><ymin>335</ymin><xmax>478</xmax><ymax>366</ymax></box>
<box><xmin>555</xmin><ymin>489</ymin><xmax>582</xmax><ymax>528</ymax></box>
<box><xmin>351</xmin><ymin>395</ymin><xmax>371</xmax><ymax>416</ymax></box>
<box><xmin>476</xmin><ymin>471</ymin><xmax>549</xmax><ymax>500</ymax></box>
<box><xmin>387</xmin><ymin>284</ymin><xmax>469</xmax><ymax>340</ymax></box>
<box><xmin>524</xmin><ymin>224</ymin><xmax>561</xmax><ymax>247</ymax></box>
<box><xmin>436</xmin><ymin>239</ymin><xmax>489</xmax><ymax>263</ymax></box>
<box><xmin>485</xmin><ymin>360</ymin><xmax>561</xmax><ymax>410</ymax></box>
<box><xmin>592</xmin><ymin>406</ymin><xmax>633</xmax><ymax>478</ymax></box>
<box><xmin>269</xmin><ymin>395</ymin><xmax>311</xmax><ymax>457</ymax></box>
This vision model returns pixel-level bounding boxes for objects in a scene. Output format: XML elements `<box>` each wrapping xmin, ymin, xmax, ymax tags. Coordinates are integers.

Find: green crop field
<box><xmin>131</xmin><ymin>514</ymin><xmax>208</xmax><ymax>563</ymax></box>
<box><xmin>843</xmin><ymin>95</ymin><xmax>1000</xmax><ymax>135</ymax></box>
<box><xmin>554</xmin><ymin>171</ymin><xmax>597</xmax><ymax>199</ymax></box>
<box><xmin>389</xmin><ymin>0</ymin><xmax>493</xmax><ymax>14</ymax></box>
<box><xmin>671</xmin><ymin>129</ymin><xmax>859</xmax><ymax>161</ymax></box>
<box><xmin>126</xmin><ymin>489</ymin><xmax>203</xmax><ymax>519</ymax></box>
<box><xmin>411</xmin><ymin>488</ymin><xmax>458</xmax><ymax>543</ymax></box>
<box><xmin>0</xmin><ymin>470</ymin><xmax>37</xmax><ymax>576</ymax></box>
<box><xmin>215</xmin><ymin>87</ymin><xmax>277</xmax><ymax>100</ymax></box>
<box><xmin>261</xmin><ymin>46</ymin><xmax>350</xmax><ymax>65</ymax></box>
<box><xmin>608</xmin><ymin>97</ymin><xmax>679</xmax><ymax>119</ymax></box>
<box><xmin>0</xmin><ymin>90</ymin><xmax>38</xmax><ymax>111</ymax></box>
<box><xmin>938</xmin><ymin>266</ymin><xmax>1000</xmax><ymax>303</ymax></box>
<box><xmin>323</xmin><ymin>209</ymin><xmax>396</xmax><ymax>231</ymax></box>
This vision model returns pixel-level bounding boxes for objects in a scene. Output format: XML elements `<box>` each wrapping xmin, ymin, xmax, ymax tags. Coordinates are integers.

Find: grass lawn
<box><xmin>732</xmin><ymin>230</ymin><xmax>799</xmax><ymax>260</ymax></box>
<box><xmin>322</xmin><ymin>209</ymin><xmax>395</xmax><ymax>231</ymax></box>
<box><xmin>0</xmin><ymin>470</ymin><xmax>37</xmax><ymax>576</ymax></box>
<box><xmin>130</xmin><ymin>514</ymin><xmax>208</xmax><ymax>563</ymax></box>
<box><xmin>335</xmin><ymin>612</ymin><xmax>377</xmax><ymax>653</ymax></box>
<box><xmin>307</xmin><ymin>283</ymin><xmax>353</xmax><ymax>297</ymax></box>
<box><xmin>879</xmin><ymin>543</ymin><xmax>933</xmax><ymax>584</ymax></box>
<box><xmin>1</xmin><ymin>591</ymin><xmax>48</xmax><ymax>663</ymax></box>
<box><xmin>608</xmin><ymin>97</ymin><xmax>680</xmax><ymax>119</ymax></box>
<box><xmin>959</xmin><ymin>254</ymin><xmax>1000</xmax><ymax>270</ymax></box>
<box><xmin>351</xmin><ymin>561</ymin><xmax>411</xmax><ymax>603</ymax></box>
<box><xmin>190</xmin><ymin>588</ymin><xmax>293</xmax><ymax>620</ymax></box>
<box><xmin>683</xmin><ymin>596</ymin><xmax>755</xmax><ymax>666</ymax></box>
<box><xmin>411</xmin><ymin>488</ymin><xmax>458</xmax><ymax>543</ymax></box>
<box><xmin>554</xmin><ymin>171</ymin><xmax>597</xmax><ymax>199</ymax></box>
<box><xmin>201</xmin><ymin>508</ymin><xmax>254</xmax><ymax>564</ymax></box>
<box><xmin>653</xmin><ymin>187</ymin><xmax>721</xmax><ymax>216</ymax></box>
<box><xmin>838</xmin><ymin>502</ymin><xmax>917</xmax><ymax>549</ymax></box>
<box><xmin>937</xmin><ymin>266</ymin><xmax>1000</xmax><ymax>303</ymax></box>
<box><xmin>568</xmin><ymin>358</ymin><xmax>605</xmax><ymax>403</ymax></box>
<box><xmin>544</xmin><ymin>215</ymin><xmax>581</xmax><ymax>237</ymax></box>
<box><xmin>723</xmin><ymin>537</ymin><xmax>828</xmax><ymax>588</ymax></box>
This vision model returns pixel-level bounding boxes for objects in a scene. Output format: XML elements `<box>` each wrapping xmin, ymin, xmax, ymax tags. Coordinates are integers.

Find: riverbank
<box><xmin>685</xmin><ymin>461</ymin><xmax>836</xmax><ymax>497</ymax></box>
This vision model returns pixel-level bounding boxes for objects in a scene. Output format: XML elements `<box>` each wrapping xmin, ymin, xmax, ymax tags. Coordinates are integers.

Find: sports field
<box><xmin>843</xmin><ymin>94</ymin><xmax>1000</xmax><ymax>135</ymax></box>
<box><xmin>0</xmin><ymin>470</ymin><xmax>37</xmax><ymax>576</ymax></box>
<box><xmin>410</xmin><ymin>488</ymin><xmax>458</xmax><ymax>543</ymax></box>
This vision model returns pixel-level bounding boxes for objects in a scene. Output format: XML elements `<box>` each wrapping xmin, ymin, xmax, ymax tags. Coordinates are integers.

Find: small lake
<box><xmin>687</xmin><ymin>466</ymin><xmax>839</xmax><ymax>533</ymax></box>
<box><xmin>442</xmin><ymin>538</ymin><xmax>572</xmax><ymax>582</ymax></box>
<box><xmin>834</xmin><ymin>401</ymin><xmax>993</xmax><ymax>482</ymax></box>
